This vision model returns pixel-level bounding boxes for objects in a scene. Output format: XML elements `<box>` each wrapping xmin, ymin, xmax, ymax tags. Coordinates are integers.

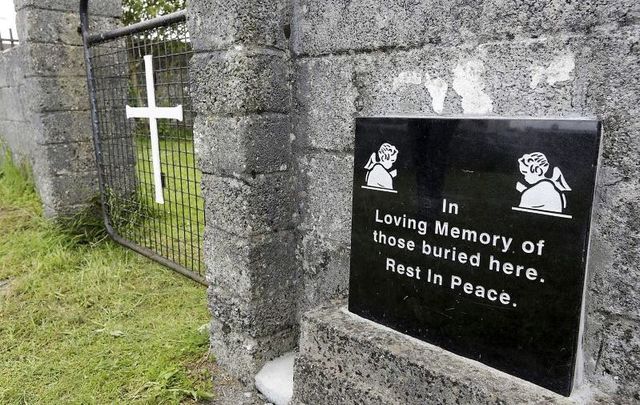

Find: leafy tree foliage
<box><xmin>122</xmin><ymin>0</ymin><xmax>187</xmax><ymax>25</ymax></box>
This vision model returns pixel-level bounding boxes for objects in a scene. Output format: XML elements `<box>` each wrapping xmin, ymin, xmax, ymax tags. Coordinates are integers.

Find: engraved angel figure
<box><xmin>516</xmin><ymin>152</ymin><xmax>571</xmax><ymax>214</ymax></box>
<box><xmin>363</xmin><ymin>143</ymin><xmax>399</xmax><ymax>192</ymax></box>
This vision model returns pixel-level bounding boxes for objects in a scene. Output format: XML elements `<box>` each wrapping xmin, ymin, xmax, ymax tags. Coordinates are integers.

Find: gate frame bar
<box><xmin>80</xmin><ymin>1</ymin><xmax>208</xmax><ymax>285</ymax></box>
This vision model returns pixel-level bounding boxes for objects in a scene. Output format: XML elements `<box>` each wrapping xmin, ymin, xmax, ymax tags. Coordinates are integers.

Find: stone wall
<box><xmin>290</xmin><ymin>0</ymin><xmax>639</xmax><ymax>401</ymax></box>
<box><xmin>0</xmin><ymin>46</ymin><xmax>33</xmax><ymax>163</ymax></box>
<box><xmin>0</xmin><ymin>0</ymin><xmax>121</xmax><ymax>217</ymax></box>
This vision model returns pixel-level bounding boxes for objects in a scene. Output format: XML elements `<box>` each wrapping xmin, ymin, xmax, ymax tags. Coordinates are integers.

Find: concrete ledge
<box><xmin>293</xmin><ymin>304</ymin><xmax>581</xmax><ymax>404</ymax></box>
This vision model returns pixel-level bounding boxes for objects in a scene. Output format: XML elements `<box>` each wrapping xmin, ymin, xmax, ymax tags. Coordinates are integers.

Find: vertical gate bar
<box><xmin>164</xmin><ymin>36</ymin><xmax>178</xmax><ymax>267</ymax></box>
<box><xmin>80</xmin><ymin>0</ymin><xmax>115</xmax><ymax>238</ymax></box>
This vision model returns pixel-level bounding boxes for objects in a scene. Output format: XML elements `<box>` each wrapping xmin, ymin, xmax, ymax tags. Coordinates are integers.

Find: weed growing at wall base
<box><xmin>0</xmin><ymin>152</ymin><xmax>213</xmax><ymax>403</ymax></box>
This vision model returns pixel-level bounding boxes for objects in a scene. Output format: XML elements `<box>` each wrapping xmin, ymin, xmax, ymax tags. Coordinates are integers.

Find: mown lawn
<box><xmin>0</xmin><ymin>154</ymin><xmax>213</xmax><ymax>403</ymax></box>
<box><xmin>124</xmin><ymin>136</ymin><xmax>205</xmax><ymax>275</ymax></box>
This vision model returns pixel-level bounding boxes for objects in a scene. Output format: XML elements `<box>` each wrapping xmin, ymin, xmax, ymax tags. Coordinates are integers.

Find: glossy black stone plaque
<box><xmin>348</xmin><ymin>118</ymin><xmax>601</xmax><ymax>396</ymax></box>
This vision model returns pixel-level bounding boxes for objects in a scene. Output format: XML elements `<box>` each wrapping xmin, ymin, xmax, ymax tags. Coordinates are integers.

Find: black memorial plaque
<box><xmin>348</xmin><ymin>118</ymin><xmax>601</xmax><ymax>396</ymax></box>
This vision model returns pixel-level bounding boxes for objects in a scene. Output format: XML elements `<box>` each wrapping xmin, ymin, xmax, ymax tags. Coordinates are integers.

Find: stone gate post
<box><xmin>187</xmin><ymin>0</ymin><xmax>298</xmax><ymax>381</ymax></box>
<box><xmin>12</xmin><ymin>0</ymin><xmax>122</xmax><ymax>217</ymax></box>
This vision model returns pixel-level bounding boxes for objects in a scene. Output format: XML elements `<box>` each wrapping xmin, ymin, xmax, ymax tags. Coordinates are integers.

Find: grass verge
<box><xmin>0</xmin><ymin>153</ymin><xmax>213</xmax><ymax>404</ymax></box>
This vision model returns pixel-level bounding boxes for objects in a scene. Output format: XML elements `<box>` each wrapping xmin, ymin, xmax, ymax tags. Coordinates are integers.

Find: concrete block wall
<box><xmin>0</xmin><ymin>0</ymin><xmax>121</xmax><ymax>217</ymax></box>
<box><xmin>0</xmin><ymin>46</ymin><xmax>33</xmax><ymax>163</ymax></box>
<box><xmin>290</xmin><ymin>0</ymin><xmax>639</xmax><ymax>401</ymax></box>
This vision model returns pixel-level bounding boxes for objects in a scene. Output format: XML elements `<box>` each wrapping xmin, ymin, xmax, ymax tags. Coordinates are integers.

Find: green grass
<box><xmin>0</xmin><ymin>153</ymin><xmax>213</xmax><ymax>404</ymax></box>
<box><xmin>106</xmin><ymin>135</ymin><xmax>205</xmax><ymax>274</ymax></box>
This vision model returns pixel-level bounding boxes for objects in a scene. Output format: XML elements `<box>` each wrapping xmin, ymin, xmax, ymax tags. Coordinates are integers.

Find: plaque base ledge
<box><xmin>292</xmin><ymin>303</ymin><xmax>610</xmax><ymax>404</ymax></box>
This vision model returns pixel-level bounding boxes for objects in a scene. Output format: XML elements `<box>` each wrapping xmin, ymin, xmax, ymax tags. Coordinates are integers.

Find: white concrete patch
<box><xmin>452</xmin><ymin>59</ymin><xmax>493</xmax><ymax>114</ymax></box>
<box><xmin>530</xmin><ymin>53</ymin><xmax>575</xmax><ymax>89</ymax></box>
<box><xmin>392</xmin><ymin>70</ymin><xmax>423</xmax><ymax>90</ymax></box>
<box><xmin>255</xmin><ymin>352</ymin><xmax>296</xmax><ymax>405</ymax></box>
<box><xmin>424</xmin><ymin>74</ymin><xmax>448</xmax><ymax>114</ymax></box>
<box><xmin>392</xmin><ymin>70</ymin><xmax>449</xmax><ymax>114</ymax></box>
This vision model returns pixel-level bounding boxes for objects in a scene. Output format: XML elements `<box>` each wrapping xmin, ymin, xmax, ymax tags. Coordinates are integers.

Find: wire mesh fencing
<box><xmin>85</xmin><ymin>13</ymin><xmax>205</xmax><ymax>283</ymax></box>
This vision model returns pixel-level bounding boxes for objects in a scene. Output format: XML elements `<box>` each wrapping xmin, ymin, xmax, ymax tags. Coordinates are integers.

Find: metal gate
<box><xmin>80</xmin><ymin>2</ymin><xmax>206</xmax><ymax>284</ymax></box>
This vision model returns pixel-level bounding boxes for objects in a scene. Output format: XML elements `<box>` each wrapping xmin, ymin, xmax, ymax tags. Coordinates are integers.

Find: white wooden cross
<box><xmin>126</xmin><ymin>54</ymin><xmax>183</xmax><ymax>204</ymax></box>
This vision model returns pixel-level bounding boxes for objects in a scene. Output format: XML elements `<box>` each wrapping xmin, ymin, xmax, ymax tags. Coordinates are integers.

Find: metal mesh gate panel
<box><xmin>81</xmin><ymin>8</ymin><xmax>205</xmax><ymax>283</ymax></box>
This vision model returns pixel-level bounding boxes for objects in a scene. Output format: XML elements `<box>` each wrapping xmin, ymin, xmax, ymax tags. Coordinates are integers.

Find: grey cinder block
<box><xmin>188</xmin><ymin>0</ymin><xmax>289</xmax><ymax>51</ymax></box>
<box><xmin>194</xmin><ymin>113</ymin><xmax>292</xmax><ymax>175</ymax></box>
<box><xmin>201</xmin><ymin>171</ymin><xmax>296</xmax><ymax>237</ymax></box>
<box><xmin>190</xmin><ymin>50</ymin><xmax>290</xmax><ymax>115</ymax></box>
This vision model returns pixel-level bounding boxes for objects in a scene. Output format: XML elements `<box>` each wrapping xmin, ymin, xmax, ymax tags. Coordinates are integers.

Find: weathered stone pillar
<box><xmin>13</xmin><ymin>0</ymin><xmax>121</xmax><ymax>217</ymax></box>
<box><xmin>188</xmin><ymin>0</ymin><xmax>298</xmax><ymax>381</ymax></box>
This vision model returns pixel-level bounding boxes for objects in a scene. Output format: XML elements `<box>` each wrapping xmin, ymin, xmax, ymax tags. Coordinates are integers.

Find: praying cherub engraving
<box><xmin>362</xmin><ymin>143</ymin><xmax>399</xmax><ymax>193</ymax></box>
<box><xmin>514</xmin><ymin>152</ymin><xmax>572</xmax><ymax>217</ymax></box>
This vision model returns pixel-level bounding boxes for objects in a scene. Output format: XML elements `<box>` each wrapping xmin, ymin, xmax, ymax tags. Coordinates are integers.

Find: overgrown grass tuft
<box><xmin>0</xmin><ymin>152</ymin><xmax>213</xmax><ymax>403</ymax></box>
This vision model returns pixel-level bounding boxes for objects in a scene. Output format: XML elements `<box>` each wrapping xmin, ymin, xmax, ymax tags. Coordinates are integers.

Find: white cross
<box><xmin>126</xmin><ymin>54</ymin><xmax>183</xmax><ymax>204</ymax></box>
